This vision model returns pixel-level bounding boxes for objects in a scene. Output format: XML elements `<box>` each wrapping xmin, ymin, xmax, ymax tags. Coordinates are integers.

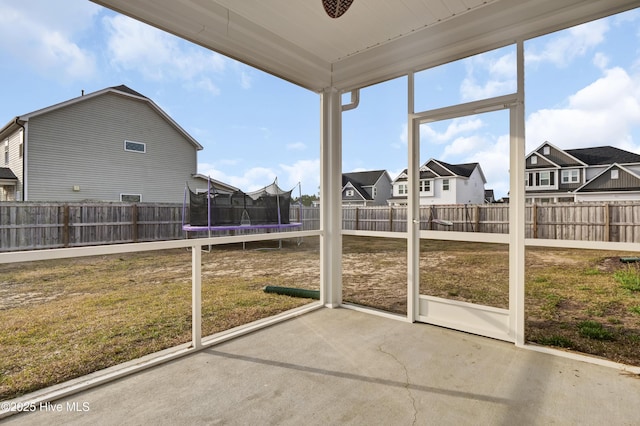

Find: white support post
<box><xmin>192</xmin><ymin>244</ymin><xmax>202</xmax><ymax>349</ymax></box>
<box><xmin>320</xmin><ymin>88</ymin><xmax>343</xmax><ymax>308</ymax></box>
<box><xmin>407</xmin><ymin>73</ymin><xmax>419</xmax><ymax>323</ymax></box>
<box><xmin>510</xmin><ymin>40</ymin><xmax>526</xmax><ymax>346</ymax></box>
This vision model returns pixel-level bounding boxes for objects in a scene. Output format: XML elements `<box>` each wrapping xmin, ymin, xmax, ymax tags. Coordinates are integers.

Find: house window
<box><xmin>543</xmin><ymin>146</ymin><xmax>550</xmax><ymax>155</ymax></box>
<box><xmin>120</xmin><ymin>193</ymin><xmax>142</xmax><ymax>202</ymax></box>
<box><xmin>531</xmin><ymin>155</ymin><xmax>537</xmax><ymax>165</ymax></box>
<box><xmin>398</xmin><ymin>184</ymin><xmax>407</xmax><ymax>195</ymax></box>
<box><xmin>419</xmin><ymin>179</ymin><xmax>431</xmax><ymax>192</ymax></box>
<box><xmin>124</xmin><ymin>140</ymin><xmax>146</xmax><ymax>153</ymax></box>
<box><xmin>611</xmin><ymin>169</ymin><xmax>619</xmax><ymax>179</ymax></box>
<box><xmin>4</xmin><ymin>140</ymin><xmax>8</xmax><ymax>165</ymax></box>
<box><xmin>19</xmin><ymin>142</ymin><xmax>23</xmax><ymax>158</ymax></box>
<box><xmin>526</xmin><ymin>171</ymin><xmax>555</xmax><ymax>188</ymax></box>
<box><xmin>539</xmin><ymin>171</ymin><xmax>551</xmax><ymax>186</ymax></box>
<box><xmin>372</xmin><ymin>187</ymin><xmax>377</xmax><ymax>198</ymax></box>
<box><xmin>345</xmin><ymin>189</ymin><xmax>354</xmax><ymax>197</ymax></box>
<box><xmin>561</xmin><ymin>169</ymin><xmax>580</xmax><ymax>184</ymax></box>
<box><xmin>442</xmin><ymin>179</ymin><xmax>450</xmax><ymax>191</ymax></box>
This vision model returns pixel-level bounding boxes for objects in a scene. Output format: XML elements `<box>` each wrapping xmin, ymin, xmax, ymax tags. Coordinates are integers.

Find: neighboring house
<box><xmin>525</xmin><ymin>142</ymin><xmax>640</xmax><ymax>203</ymax></box>
<box><xmin>389</xmin><ymin>159</ymin><xmax>487</xmax><ymax>206</ymax></box>
<box><xmin>0</xmin><ymin>85</ymin><xmax>210</xmax><ymax>203</ymax></box>
<box><xmin>0</xmin><ymin>167</ymin><xmax>18</xmax><ymax>201</ymax></box>
<box><xmin>190</xmin><ymin>174</ymin><xmax>239</xmax><ymax>196</ymax></box>
<box><xmin>342</xmin><ymin>170</ymin><xmax>392</xmax><ymax>206</ymax></box>
<box><xmin>484</xmin><ymin>189</ymin><xmax>496</xmax><ymax>204</ymax></box>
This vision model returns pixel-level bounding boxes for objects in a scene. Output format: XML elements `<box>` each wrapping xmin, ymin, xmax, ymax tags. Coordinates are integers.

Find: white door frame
<box><xmin>407</xmin><ymin>41</ymin><xmax>525</xmax><ymax>343</ymax></box>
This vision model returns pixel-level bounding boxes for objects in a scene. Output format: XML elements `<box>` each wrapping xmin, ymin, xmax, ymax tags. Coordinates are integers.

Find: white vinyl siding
<box><xmin>25</xmin><ymin>93</ymin><xmax>199</xmax><ymax>202</ymax></box>
<box><xmin>4</xmin><ymin>130</ymin><xmax>24</xmax><ymax>200</ymax></box>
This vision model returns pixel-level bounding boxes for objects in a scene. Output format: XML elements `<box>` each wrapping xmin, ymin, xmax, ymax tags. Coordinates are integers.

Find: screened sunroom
<box><xmin>2</xmin><ymin>0</ymin><xmax>640</xmax><ymax>423</ymax></box>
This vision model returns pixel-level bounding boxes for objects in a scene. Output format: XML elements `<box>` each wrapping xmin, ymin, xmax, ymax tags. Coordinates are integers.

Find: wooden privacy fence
<box><xmin>342</xmin><ymin>202</ymin><xmax>640</xmax><ymax>243</ymax></box>
<box><xmin>0</xmin><ymin>203</ymin><xmax>321</xmax><ymax>252</ymax></box>
<box><xmin>1</xmin><ymin>201</ymin><xmax>639</xmax><ymax>251</ymax></box>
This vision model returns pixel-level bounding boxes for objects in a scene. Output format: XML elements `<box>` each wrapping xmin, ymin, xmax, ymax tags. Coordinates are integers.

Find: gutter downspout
<box><xmin>341</xmin><ymin>89</ymin><xmax>360</xmax><ymax>112</ymax></box>
<box><xmin>14</xmin><ymin>117</ymin><xmax>26</xmax><ymax>201</ymax></box>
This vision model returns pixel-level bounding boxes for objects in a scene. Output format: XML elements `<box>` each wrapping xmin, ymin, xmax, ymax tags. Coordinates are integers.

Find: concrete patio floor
<box><xmin>5</xmin><ymin>307</ymin><xmax>640</xmax><ymax>425</ymax></box>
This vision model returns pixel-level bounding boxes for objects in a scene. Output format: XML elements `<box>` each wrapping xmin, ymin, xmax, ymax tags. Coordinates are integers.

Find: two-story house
<box><xmin>525</xmin><ymin>142</ymin><xmax>640</xmax><ymax>203</ymax></box>
<box><xmin>342</xmin><ymin>170</ymin><xmax>392</xmax><ymax>206</ymax></box>
<box><xmin>0</xmin><ymin>85</ymin><xmax>211</xmax><ymax>203</ymax></box>
<box><xmin>389</xmin><ymin>159</ymin><xmax>487</xmax><ymax>206</ymax></box>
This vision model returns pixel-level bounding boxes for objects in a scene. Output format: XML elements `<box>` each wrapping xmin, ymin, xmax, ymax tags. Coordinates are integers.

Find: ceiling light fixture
<box><xmin>322</xmin><ymin>0</ymin><xmax>355</xmax><ymax>19</ymax></box>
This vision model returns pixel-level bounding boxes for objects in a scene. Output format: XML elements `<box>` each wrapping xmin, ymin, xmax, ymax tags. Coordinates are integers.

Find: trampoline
<box><xmin>182</xmin><ymin>178</ymin><xmax>303</xmax><ymax>238</ymax></box>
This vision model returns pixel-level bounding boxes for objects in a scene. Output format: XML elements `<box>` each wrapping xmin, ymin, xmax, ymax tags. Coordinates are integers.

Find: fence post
<box><xmin>355</xmin><ymin>207</ymin><xmax>359</xmax><ymax>230</ymax></box>
<box><xmin>532</xmin><ymin>203</ymin><xmax>538</xmax><ymax>239</ymax></box>
<box><xmin>132</xmin><ymin>204</ymin><xmax>139</xmax><ymax>243</ymax></box>
<box><xmin>604</xmin><ymin>203</ymin><xmax>610</xmax><ymax>242</ymax></box>
<box><xmin>389</xmin><ymin>206</ymin><xmax>393</xmax><ymax>232</ymax></box>
<box><xmin>474</xmin><ymin>205</ymin><xmax>480</xmax><ymax>232</ymax></box>
<box><xmin>63</xmin><ymin>204</ymin><xmax>70</xmax><ymax>248</ymax></box>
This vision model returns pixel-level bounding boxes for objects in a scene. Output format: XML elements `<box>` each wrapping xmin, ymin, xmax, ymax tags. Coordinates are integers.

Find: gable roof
<box><xmin>394</xmin><ymin>160</ymin><xmax>486</xmax><ymax>184</ymax></box>
<box><xmin>342</xmin><ymin>181</ymin><xmax>368</xmax><ymax>201</ymax></box>
<box><xmin>192</xmin><ymin>174</ymin><xmax>239</xmax><ymax>193</ymax></box>
<box><xmin>527</xmin><ymin>141</ymin><xmax>584</xmax><ymax>167</ymax></box>
<box><xmin>566</xmin><ymin>146</ymin><xmax>640</xmax><ymax>166</ymax></box>
<box><xmin>0</xmin><ymin>85</ymin><xmax>203</xmax><ymax>150</ymax></box>
<box><xmin>342</xmin><ymin>170</ymin><xmax>388</xmax><ymax>187</ymax></box>
<box><xmin>0</xmin><ymin>167</ymin><xmax>17</xmax><ymax>180</ymax></box>
<box><xmin>576</xmin><ymin>164</ymin><xmax>640</xmax><ymax>193</ymax></box>
<box><xmin>526</xmin><ymin>143</ymin><xmax>640</xmax><ymax>170</ymax></box>
<box><xmin>434</xmin><ymin>160</ymin><xmax>479</xmax><ymax>178</ymax></box>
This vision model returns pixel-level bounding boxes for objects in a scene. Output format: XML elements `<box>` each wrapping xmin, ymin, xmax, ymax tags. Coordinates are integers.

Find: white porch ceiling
<box><xmin>91</xmin><ymin>0</ymin><xmax>638</xmax><ymax>92</ymax></box>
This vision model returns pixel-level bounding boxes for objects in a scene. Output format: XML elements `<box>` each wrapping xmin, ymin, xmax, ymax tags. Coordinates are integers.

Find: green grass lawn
<box><xmin>1</xmin><ymin>236</ymin><xmax>639</xmax><ymax>401</ymax></box>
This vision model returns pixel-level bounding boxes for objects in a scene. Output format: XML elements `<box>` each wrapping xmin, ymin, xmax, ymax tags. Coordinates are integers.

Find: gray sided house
<box><xmin>525</xmin><ymin>142</ymin><xmax>640</xmax><ymax>203</ymax></box>
<box><xmin>0</xmin><ymin>85</ymin><xmax>207</xmax><ymax>203</ymax></box>
<box><xmin>389</xmin><ymin>159</ymin><xmax>487</xmax><ymax>206</ymax></box>
<box><xmin>342</xmin><ymin>170</ymin><xmax>392</xmax><ymax>206</ymax></box>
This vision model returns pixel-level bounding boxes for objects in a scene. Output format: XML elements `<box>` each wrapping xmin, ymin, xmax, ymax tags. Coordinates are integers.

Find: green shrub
<box><xmin>578</xmin><ymin>320</ymin><xmax>614</xmax><ymax>340</ymax></box>
<box><xmin>630</xmin><ymin>306</ymin><xmax>640</xmax><ymax>315</ymax></box>
<box><xmin>614</xmin><ymin>265</ymin><xmax>640</xmax><ymax>292</ymax></box>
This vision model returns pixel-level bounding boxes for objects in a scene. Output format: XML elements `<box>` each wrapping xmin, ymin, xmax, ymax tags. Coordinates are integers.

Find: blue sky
<box><xmin>1</xmin><ymin>1</ymin><xmax>639</xmax><ymax>199</ymax></box>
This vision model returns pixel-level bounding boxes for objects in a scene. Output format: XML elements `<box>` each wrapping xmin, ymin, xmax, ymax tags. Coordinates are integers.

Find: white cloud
<box><xmin>526</xmin><ymin>19</ymin><xmax>609</xmax><ymax>68</ymax></box>
<box><xmin>199</xmin><ymin>158</ymin><xmax>319</xmax><ymax>195</ymax></box>
<box><xmin>279</xmin><ymin>159</ymin><xmax>320</xmax><ymax>195</ymax></box>
<box><xmin>420</xmin><ymin>117</ymin><xmax>485</xmax><ymax>144</ymax></box>
<box><xmin>526</xmin><ymin>67</ymin><xmax>640</xmax><ymax>152</ymax></box>
<box><xmin>461</xmin><ymin>51</ymin><xmax>516</xmax><ymax>101</ymax></box>
<box><xmin>0</xmin><ymin>0</ymin><xmax>99</xmax><ymax>81</ymax></box>
<box><xmin>442</xmin><ymin>133</ymin><xmax>510</xmax><ymax>198</ymax></box>
<box><xmin>198</xmin><ymin>163</ymin><xmax>277</xmax><ymax>192</ymax></box>
<box><xmin>395</xmin><ymin>122</ymin><xmax>409</xmax><ymax>148</ymax></box>
<box><xmin>442</xmin><ymin>135</ymin><xmax>487</xmax><ymax>159</ymax></box>
<box><xmin>287</xmin><ymin>142</ymin><xmax>306</xmax><ymax>151</ymax></box>
<box><xmin>104</xmin><ymin>14</ymin><xmax>226</xmax><ymax>93</ymax></box>
<box><xmin>466</xmin><ymin>134</ymin><xmax>511</xmax><ymax>199</ymax></box>
<box><xmin>593</xmin><ymin>52</ymin><xmax>609</xmax><ymax>70</ymax></box>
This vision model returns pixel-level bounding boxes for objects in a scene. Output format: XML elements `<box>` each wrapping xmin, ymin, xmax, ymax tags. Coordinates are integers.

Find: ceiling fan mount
<box><xmin>322</xmin><ymin>0</ymin><xmax>355</xmax><ymax>19</ymax></box>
